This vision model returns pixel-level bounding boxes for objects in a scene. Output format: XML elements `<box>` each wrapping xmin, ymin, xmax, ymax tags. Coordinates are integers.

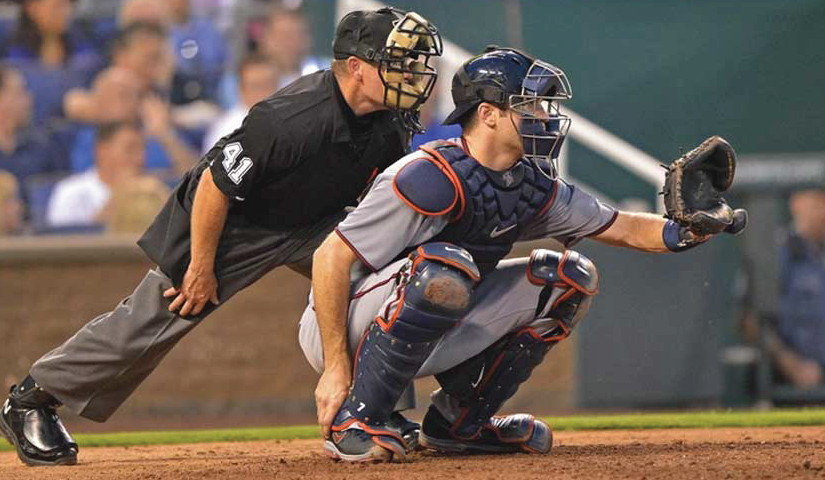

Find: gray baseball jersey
<box><xmin>299</xmin><ymin>148</ymin><xmax>617</xmax><ymax>377</ymax></box>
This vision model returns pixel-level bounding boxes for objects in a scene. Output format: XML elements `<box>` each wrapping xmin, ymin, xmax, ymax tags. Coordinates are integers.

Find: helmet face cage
<box><xmin>376</xmin><ymin>10</ymin><xmax>443</xmax><ymax>120</ymax></box>
<box><xmin>508</xmin><ymin>59</ymin><xmax>572</xmax><ymax>179</ymax></box>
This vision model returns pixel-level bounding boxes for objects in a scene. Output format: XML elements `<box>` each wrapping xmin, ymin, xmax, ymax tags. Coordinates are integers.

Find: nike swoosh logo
<box><xmin>490</xmin><ymin>224</ymin><xmax>517</xmax><ymax>238</ymax></box>
<box><xmin>471</xmin><ymin>364</ymin><xmax>486</xmax><ymax>389</ymax></box>
<box><xmin>2</xmin><ymin>401</ymin><xmax>10</xmax><ymax>415</ymax></box>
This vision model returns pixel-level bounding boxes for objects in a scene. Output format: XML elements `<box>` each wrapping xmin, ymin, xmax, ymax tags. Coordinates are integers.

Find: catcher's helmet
<box><xmin>443</xmin><ymin>46</ymin><xmax>572</xmax><ymax>178</ymax></box>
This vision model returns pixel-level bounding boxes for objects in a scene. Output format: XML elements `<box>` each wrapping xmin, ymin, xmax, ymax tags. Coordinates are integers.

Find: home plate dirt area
<box><xmin>2</xmin><ymin>426</ymin><xmax>825</xmax><ymax>480</ymax></box>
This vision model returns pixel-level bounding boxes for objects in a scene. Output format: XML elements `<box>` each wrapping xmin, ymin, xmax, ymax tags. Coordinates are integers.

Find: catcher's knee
<box><xmin>378</xmin><ymin>243</ymin><xmax>480</xmax><ymax>341</ymax></box>
<box><xmin>527</xmin><ymin>249</ymin><xmax>598</xmax><ymax>336</ymax></box>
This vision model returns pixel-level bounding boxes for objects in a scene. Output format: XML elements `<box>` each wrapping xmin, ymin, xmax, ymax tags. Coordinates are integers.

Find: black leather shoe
<box><xmin>0</xmin><ymin>379</ymin><xmax>78</xmax><ymax>467</ymax></box>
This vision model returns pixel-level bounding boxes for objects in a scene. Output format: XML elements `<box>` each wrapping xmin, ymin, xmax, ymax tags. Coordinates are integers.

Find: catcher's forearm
<box><xmin>593</xmin><ymin>211</ymin><xmax>671</xmax><ymax>252</ymax></box>
<box><xmin>312</xmin><ymin>235</ymin><xmax>357</xmax><ymax>372</ymax></box>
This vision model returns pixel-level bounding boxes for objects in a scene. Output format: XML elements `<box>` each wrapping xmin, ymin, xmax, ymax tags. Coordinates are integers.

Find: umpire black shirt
<box><xmin>138</xmin><ymin>70</ymin><xmax>409</xmax><ymax>285</ymax></box>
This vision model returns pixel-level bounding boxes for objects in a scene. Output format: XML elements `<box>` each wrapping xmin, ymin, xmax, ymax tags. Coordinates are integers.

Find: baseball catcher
<box><xmin>300</xmin><ymin>45</ymin><xmax>748</xmax><ymax>462</ymax></box>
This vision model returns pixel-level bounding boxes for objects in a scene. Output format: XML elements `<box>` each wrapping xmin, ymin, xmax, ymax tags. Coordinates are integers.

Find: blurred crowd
<box><xmin>0</xmin><ymin>0</ymin><xmax>326</xmax><ymax>235</ymax></box>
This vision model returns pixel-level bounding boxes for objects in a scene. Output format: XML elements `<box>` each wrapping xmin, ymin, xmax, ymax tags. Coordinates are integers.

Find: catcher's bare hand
<box><xmin>164</xmin><ymin>264</ymin><xmax>219</xmax><ymax>317</ymax></box>
<box><xmin>315</xmin><ymin>362</ymin><xmax>351</xmax><ymax>438</ymax></box>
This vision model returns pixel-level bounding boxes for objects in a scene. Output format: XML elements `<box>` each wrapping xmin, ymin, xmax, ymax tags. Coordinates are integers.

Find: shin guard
<box><xmin>433</xmin><ymin>248</ymin><xmax>598</xmax><ymax>439</ymax></box>
<box><xmin>333</xmin><ymin>243</ymin><xmax>479</xmax><ymax>436</ymax></box>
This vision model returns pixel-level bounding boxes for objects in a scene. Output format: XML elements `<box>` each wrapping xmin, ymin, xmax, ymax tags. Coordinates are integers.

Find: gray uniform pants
<box><xmin>30</xmin><ymin>213</ymin><xmax>344</xmax><ymax>422</ymax></box>
<box><xmin>299</xmin><ymin>254</ymin><xmax>566</xmax><ymax>380</ymax></box>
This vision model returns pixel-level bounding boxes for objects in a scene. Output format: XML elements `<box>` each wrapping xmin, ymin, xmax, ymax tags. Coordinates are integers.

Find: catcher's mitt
<box><xmin>662</xmin><ymin>135</ymin><xmax>747</xmax><ymax>236</ymax></box>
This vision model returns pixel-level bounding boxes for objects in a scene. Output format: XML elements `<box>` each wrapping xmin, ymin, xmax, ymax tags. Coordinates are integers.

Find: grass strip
<box><xmin>545</xmin><ymin>408</ymin><xmax>825</xmax><ymax>431</ymax></box>
<box><xmin>0</xmin><ymin>425</ymin><xmax>319</xmax><ymax>452</ymax></box>
<box><xmin>2</xmin><ymin>408</ymin><xmax>825</xmax><ymax>451</ymax></box>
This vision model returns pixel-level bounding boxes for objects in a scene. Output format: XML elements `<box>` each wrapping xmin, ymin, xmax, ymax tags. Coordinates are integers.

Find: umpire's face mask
<box><xmin>378</xmin><ymin>11</ymin><xmax>442</xmax><ymax>112</ymax></box>
<box><xmin>509</xmin><ymin>60</ymin><xmax>572</xmax><ymax>179</ymax></box>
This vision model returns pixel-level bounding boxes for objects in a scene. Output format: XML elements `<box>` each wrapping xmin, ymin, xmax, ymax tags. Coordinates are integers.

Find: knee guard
<box><xmin>337</xmin><ymin>243</ymin><xmax>479</xmax><ymax>429</ymax></box>
<box><xmin>433</xmin><ymin>249</ymin><xmax>598</xmax><ymax>439</ymax></box>
<box><xmin>528</xmin><ymin>249</ymin><xmax>598</xmax><ymax>339</ymax></box>
<box><xmin>377</xmin><ymin>243</ymin><xmax>480</xmax><ymax>342</ymax></box>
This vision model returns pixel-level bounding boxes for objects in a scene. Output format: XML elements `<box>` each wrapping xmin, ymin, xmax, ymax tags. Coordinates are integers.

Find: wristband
<box><xmin>663</xmin><ymin>220</ymin><xmax>704</xmax><ymax>252</ymax></box>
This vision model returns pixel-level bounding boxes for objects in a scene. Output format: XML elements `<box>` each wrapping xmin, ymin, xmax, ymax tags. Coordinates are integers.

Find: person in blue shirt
<box><xmin>218</xmin><ymin>6</ymin><xmax>328</xmax><ymax>109</ymax></box>
<box><xmin>167</xmin><ymin>0</ymin><xmax>227</xmax><ymax>105</ymax></box>
<box><xmin>773</xmin><ymin>188</ymin><xmax>825</xmax><ymax>388</ymax></box>
<box><xmin>2</xmin><ymin>0</ymin><xmax>102</xmax><ymax>126</ymax></box>
<box><xmin>0</xmin><ymin>65</ymin><xmax>68</xmax><ymax>217</ymax></box>
<box><xmin>63</xmin><ymin>24</ymin><xmax>199</xmax><ymax>177</ymax></box>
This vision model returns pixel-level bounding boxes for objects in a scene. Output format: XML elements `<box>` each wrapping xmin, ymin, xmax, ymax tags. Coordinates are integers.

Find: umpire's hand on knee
<box><xmin>315</xmin><ymin>364</ymin><xmax>351</xmax><ymax>438</ymax></box>
<box><xmin>164</xmin><ymin>264</ymin><xmax>220</xmax><ymax>317</ymax></box>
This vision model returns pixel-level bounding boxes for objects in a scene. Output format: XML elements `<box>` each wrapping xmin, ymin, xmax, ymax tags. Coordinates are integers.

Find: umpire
<box><xmin>0</xmin><ymin>7</ymin><xmax>442</xmax><ymax>467</ymax></box>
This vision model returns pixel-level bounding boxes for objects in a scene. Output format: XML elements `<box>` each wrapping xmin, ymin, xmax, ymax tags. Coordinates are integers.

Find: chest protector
<box><xmin>394</xmin><ymin>140</ymin><xmax>556</xmax><ymax>276</ymax></box>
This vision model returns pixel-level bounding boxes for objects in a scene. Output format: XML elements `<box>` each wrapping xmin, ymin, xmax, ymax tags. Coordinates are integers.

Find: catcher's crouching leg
<box><xmin>326</xmin><ymin>243</ymin><xmax>480</xmax><ymax>462</ymax></box>
<box><xmin>421</xmin><ymin>249</ymin><xmax>597</xmax><ymax>454</ymax></box>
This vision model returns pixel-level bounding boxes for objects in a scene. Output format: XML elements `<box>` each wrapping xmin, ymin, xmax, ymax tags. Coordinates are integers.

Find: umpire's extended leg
<box><xmin>2</xmin><ymin>268</ymin><xmax>184</xmax><ymax>467</ymax></box>
<box><xmin>29</xmin><ymin>268</ymin><xmax>196</xmax><ymax>421</ymax></box>
<box><xmin>2</xmin><ymin>211</ymin><xmax>343</xmax><ymax>466</ymax></box>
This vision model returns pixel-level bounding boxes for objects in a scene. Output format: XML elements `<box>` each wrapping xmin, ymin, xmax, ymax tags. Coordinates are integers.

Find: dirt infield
<box><xmin>3</xmin><ymin>426</ymin><xmax>825</xmax><ymax>480</ymax></box>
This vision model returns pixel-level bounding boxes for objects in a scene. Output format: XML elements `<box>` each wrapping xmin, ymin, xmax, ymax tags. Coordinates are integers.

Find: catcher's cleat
<box><xmin>419</xmin><ymin>404</ymin><xmax>552</xmax><ymax>454</ymax></box>
<box><xmin>0</xmin><ymin>379</ymin><xmax>78</xmax><ymax>467</ymax></box>
<box><xmin>386</xmin><ymin>411</ymin><xmax>420</xmax><ymax>452</ymax></box>
<box><xmin>324</xmin><ymin>409</ymin><xmax>407</xmax><ymax>462</ymax></box>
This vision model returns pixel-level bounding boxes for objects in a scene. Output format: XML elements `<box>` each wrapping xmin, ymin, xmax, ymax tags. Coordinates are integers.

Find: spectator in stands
<box><xmin>65</xmin><ymin>67</ymin><xmax>143</xmax><ymax>124</ymax></box>
<box><xmin>63</xmin><ymin>24</ymin><xmax>199</xmax><ymax>176</ymax></box>
<box><xmin>0</xmin><ymin>65</ymin><xmax>67</xmax><ymax>211</ymax></box>
<box><xmin>2</xmin><ymin>0</ymin><xmax>101</xmax><ymax>125</ymax></box>
<box><xmin>63</xmin><ymin>22</ymin><xmax>173</xmax><ymax>121</ymax></box>
<box><xmin>187</xmin><ymin>0</ymin><xmax>240</xmax><ymax>36</ymax></box>
<box><xmin>259</xmin><ymin>6</ymin><xmax>321</xmax><ymax>88</ymax></box>
<box><xmin>46</xmin><ymin>121</ymin><xmax>145</xmax><ymax>228</ymax></box>
<box><xmin>167</xmin><ymin>0</ymin><xmax>227</xmax><ymax>105</ymax></box>
<box><xmin>65</xmin><ymin>66</ymin><xmax>198</xmax><ymax>177</ymax></box>
<box><xmin>201</xmin><ymin>53</ymin><xmax>278</xmax><ymax>153</ymax></box>
<box><xmin>110</xmin><ymin>21</ymin><xmax>175</xmax><ymax>93</ymax></box>
<box><xmin>768</xmin><ymin>188</ymin><xmax>825</xmax><ymax>388</ymax></box>
<box><xmin>116</xmin><ymin>0</ymin><xmax>223</xmax><ymax>132</ymax></box>
<box><xmin>105</xmin><ymin>176</ymin><xmax>170</xmax><ymax>234</ymax></box>
<box><xmin>117</xmin><ymin>0</ymin><xmax>170</xmax><ymax>28</ymax></box>
<box><xmin>0</xmin><ymin>170</ymin><xmax>24</xmax><ymax>235</ymax></box>
<box><xmin>218</xmin><ymin>6</ymin><xmax>324</xmax><ymax>108</ymax></box>
<box><xmin>75</xmin><ymin>0</ymin><xmax>122</xmax><ymax>22</ymax></box>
